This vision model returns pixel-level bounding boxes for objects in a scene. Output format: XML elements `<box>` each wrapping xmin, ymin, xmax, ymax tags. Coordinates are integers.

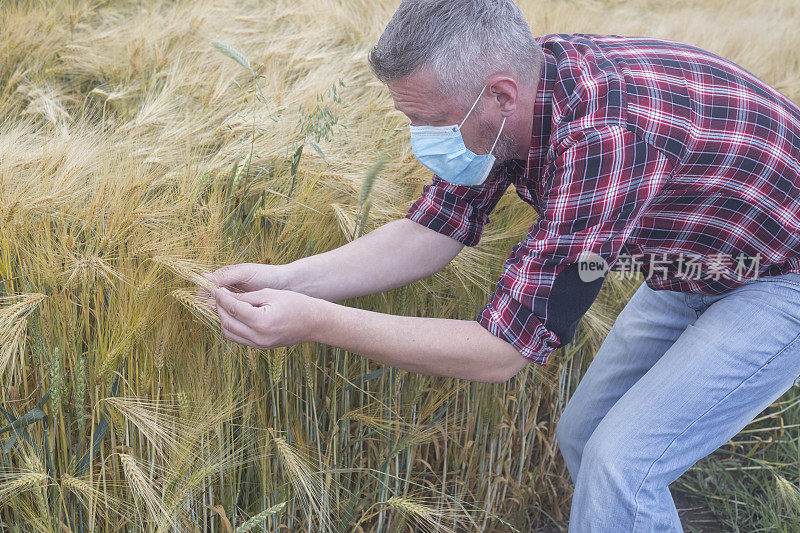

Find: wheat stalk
<box><xmin>107</xmin><ymin>397</ymin><xmax>186</xmax><ymax>458</ymax></box>
<box><xmin>0</xmin><ymin>319</ymin><xmax>26</xmax><ymax>381</ymax></box>
<box><xmin>73</xmin><ymin>353</ymin><xmax>86</xmax><ymax>431</ymax></box>
<box><xmin>49</xmin><ymin>346</ymin><xmax>63</xmax><ymax>417</ymax></box>
<box><xmin>267</xmin><ymin>428</ymin><xmax>332</xmax><ymax>531</ymax></box>
<box><xmin>210</xmin><ymin>40</ymin><xmax>255</xmax><ymax>77</ymax></box>
<box><xmin>151</xmin><ymin>255</ymin><xmax>218</xmax><ymax>293</ymax></box>
<box><xmin>61</xmin><ymin>473</ymin><xmax>130</xmax><ymax>516</ymax></box>
<box><xmin>775</xmin><ymin>472</ymin><xmax>800</xmax><ymax>515</ymax></box>
<box><xmin>60</xmin><ymin>254</ymin><xmax>130</xmax><ymax>289</ymax></box>
<box><xmin>0</xmin><ymin>471</ymin><xmax>48</xmax><ymax>505</ymax></box>
<box><xmin>119</xmin><ymin>453</ymin><xmax>172</xmax><ymax>526</ymax></box>
<box><xmin>21</xmin><ymin>451</ymin><xmax>50</xmax><ymax>521</ymax></box>
<box><xmin>170</xmin><ymin>288</ymin><xmax>220</xmax><ymax>332</ymax></box>
<box><xmin>1</xmin><ymin>293</ymin><xmax>46</xmax><ymax>378</ymax></box>
<box><xmin>268</xmin><ymin>346</ymin><xmax>287</xmax><ymax>383</ymax></box>
<box><xmin>235</xmin><ymin>501</ymin><xmax>287</xmax><ymax>532</ymax></box>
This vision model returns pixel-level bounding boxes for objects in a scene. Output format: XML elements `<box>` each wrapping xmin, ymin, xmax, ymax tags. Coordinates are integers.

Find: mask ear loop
<box><xmin>458</xmin><ymin>89</ymin><xmax>486</xmax><ymax>130</ymax></box>
<box><xmin>489</xmin><ymin>116</ymin><xmax>507</xmax><ymax>154</ymax></box>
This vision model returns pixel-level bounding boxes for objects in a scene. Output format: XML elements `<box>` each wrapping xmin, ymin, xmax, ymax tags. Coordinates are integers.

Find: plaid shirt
<box><xmin>405</xmin><ymin>33</ymin><xmax>800</xmax><ymax>366</ymax></box>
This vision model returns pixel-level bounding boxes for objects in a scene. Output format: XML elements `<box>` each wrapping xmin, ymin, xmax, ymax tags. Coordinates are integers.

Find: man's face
<box><xmin>387</xmin><ymin>68</ymin><xmax>515</xmax><ymax>174</ymax></box>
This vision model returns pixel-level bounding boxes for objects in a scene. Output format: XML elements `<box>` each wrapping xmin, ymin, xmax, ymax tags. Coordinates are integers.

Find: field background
<box><xmin>2</xmin><ymin>0</ymin><xmax>800</xmax><ymax>531</ymax></box>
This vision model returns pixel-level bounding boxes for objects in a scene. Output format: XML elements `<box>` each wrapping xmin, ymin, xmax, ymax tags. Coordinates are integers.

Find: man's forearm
<box><xmin>283</xmin><ymin>218</ymin><xmax>464</xmax><ymax>302</ymax></box>
<box><xmin>309</xmin><ymin>297</ymin><xmax>529</xmax><ymax>383</ymax></box>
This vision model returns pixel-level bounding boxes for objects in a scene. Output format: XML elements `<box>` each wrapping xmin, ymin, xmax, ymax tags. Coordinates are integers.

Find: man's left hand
<box><xmin>211</xmin><ymin>286</ymin><xmax>322</xmax><ymax>350</ymax></box>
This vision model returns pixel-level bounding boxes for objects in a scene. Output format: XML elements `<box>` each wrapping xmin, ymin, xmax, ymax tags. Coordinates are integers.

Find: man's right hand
<box><xmin>195</xmin><ymin>263</ymin><xmax>290</xmax><ymax>300</ymax></box>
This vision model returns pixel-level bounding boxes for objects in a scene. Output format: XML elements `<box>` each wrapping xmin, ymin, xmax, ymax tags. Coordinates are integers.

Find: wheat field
<box><xmin>1</xmin><ymin>0</ymin><xmax>800</xmax><ymax>531</ymax></box>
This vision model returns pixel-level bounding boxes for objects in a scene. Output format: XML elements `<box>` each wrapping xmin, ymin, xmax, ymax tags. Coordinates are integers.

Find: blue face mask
<box><xmin>409</xmin><ymin>87</ymin><xmax>507</xmax><ymax>186</ymax></box>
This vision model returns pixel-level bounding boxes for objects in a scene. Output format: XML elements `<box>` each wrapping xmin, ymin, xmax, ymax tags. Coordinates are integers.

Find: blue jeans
<box><xmin>555</xmin><ymin>271</ymin><xmax>800</xmax><ymax>532</ymax></box>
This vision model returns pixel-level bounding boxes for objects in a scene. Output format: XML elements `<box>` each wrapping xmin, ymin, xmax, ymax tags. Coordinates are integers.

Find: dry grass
<box><xmin>0</xmin><ymin>0</ymin><xmax>798</xmax><ymax>530</ymax></box>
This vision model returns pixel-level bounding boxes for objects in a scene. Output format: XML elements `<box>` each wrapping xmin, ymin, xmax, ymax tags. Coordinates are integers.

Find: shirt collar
<box><xmin>524</xmin><ymin>49</ymin><xmax>557</xmax><ymax>181</ymax></box>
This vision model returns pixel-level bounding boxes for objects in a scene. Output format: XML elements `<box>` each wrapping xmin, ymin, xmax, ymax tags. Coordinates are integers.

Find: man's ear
<box><xmin>486</xmin><ymin>76</ymin><xmax>519</xmax><ymax>116</ymax></box>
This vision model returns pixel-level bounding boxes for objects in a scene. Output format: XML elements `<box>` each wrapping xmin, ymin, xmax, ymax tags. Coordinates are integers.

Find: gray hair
<box><xmin>368</xmin><ymin>0</ymin><xmax>544</xmax><ymax>107</ymax></box>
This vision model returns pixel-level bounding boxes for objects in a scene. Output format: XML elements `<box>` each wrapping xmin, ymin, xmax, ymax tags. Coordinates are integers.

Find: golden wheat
<box><xmin>1</xmin><ymin>0</ymin><xmax>798</xmax><ymax>530</ymax></box>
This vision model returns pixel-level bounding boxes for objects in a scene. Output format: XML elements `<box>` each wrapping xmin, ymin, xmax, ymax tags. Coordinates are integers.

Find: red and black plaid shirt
<box><xmin>405</xmin><ymin>33</ymin><xmax>800</xmax><ymax>367</ymax></box>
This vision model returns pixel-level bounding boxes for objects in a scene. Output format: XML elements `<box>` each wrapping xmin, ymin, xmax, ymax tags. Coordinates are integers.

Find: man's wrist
<box><xmin>276</xmin><ymin>261</ymin><xmax>304</xmax><ymax>292</ymax></box>
<box><xmin>306</xmin><ymin>296</ymin><xmax>334</xmax><ymax>344</ymax></box>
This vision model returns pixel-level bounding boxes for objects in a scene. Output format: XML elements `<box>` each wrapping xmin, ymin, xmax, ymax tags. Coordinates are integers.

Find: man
<box><xmin>200</xmin><ymin>0</ymin><xmax>800</xmax><ymax>530</ymax></box>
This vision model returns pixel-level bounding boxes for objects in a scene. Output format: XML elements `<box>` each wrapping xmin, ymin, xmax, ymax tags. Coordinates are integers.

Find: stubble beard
<box><xmin>477</xmin><ymin>116</ymin><xmax>516</xmax><ymax>177</ymax></box>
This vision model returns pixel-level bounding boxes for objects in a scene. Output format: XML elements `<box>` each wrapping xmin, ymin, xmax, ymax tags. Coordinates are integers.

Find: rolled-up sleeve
<box><xmin>477</xmin><ymin>125</ymin><xmax>674</xmax><ymax>366</ymax></box>
<box><xmin>405</xmin><ymin>168</ymin><xmax>513</xmax><ymax>247</ymax></box>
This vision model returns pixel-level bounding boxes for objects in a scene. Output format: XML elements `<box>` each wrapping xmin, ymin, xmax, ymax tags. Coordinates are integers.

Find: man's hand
<box><xmin>210</xmin><ymin>286</ymin><xmax>323</xmax><ymax>350</ymax></box>
<box><xmin>195</xmin><ymin>263</ymin><xmax>291</xmax><ymax>300</ymax></box>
